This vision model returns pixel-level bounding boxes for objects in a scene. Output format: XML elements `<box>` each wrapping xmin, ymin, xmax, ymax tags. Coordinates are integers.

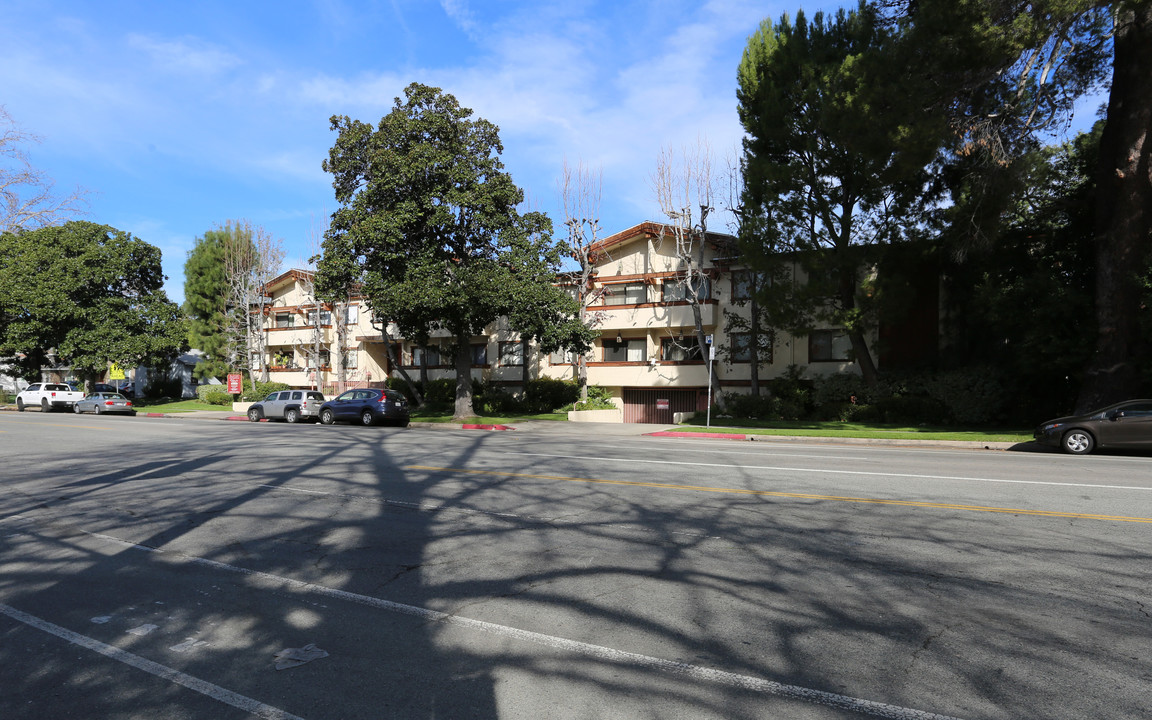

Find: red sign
<box><xmin>227</xmin><ymin>373</ymin><xmax>243</xmax><ymax>394</ymax></box>
<box><xmin>656</xmin><ymin>398</ymin><xmax>670</xmax><ymax>410</ymax></box>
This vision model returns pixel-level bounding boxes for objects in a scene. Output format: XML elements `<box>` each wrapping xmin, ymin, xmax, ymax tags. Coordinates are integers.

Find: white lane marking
<box><xmin>81</xmin><ymin>531</ymin><xmax>964</xmax><ymax>720</ymax></box>
<box><xmin>257</xmin><ymin>485</ymin><xmax>723</xmax><ymax>540</ymax></box>
<box><xmin>493</xmin><ymin>451</ymin><xmax>1152</xmax><ymax>492</ymax></box>
<box><xmin>0</xmin><ymin>603</ymin><xmax>305</xmax><ymax>720</ymax></box>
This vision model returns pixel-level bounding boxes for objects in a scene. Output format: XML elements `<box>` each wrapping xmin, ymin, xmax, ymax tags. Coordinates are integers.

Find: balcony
<box><xmin>594</xmin><ymin>302</ymin><xmax>715</xmax><ymax>331</ymax></box>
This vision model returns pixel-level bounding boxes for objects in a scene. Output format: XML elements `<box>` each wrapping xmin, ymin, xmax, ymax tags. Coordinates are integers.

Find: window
<box><xmin>731</xmin><ymin>333</ymin><xmax>753</xmax><ymax>362</ymax></box>
<box><xmin>265</xmin><ymin>392</ymin><xmax>280</xmax><ymax>402</ymax></box>
<box><xmin>602</xmin><ymin>338</ymin><xmax>646</xmax><ymax>362</ymax></box>
<box><xmin>413</xmin><ymin>346</ymin><xmax>440</xmax><ymax>367</ymax></box>
<box><xmin>250</xmin><ymin>353</ymin><xmax>263</xmax><ymax>369</ymax></box>
<box><xmin>661</xmin><ymin>338</ymin><xmax>702</xmax><ymax>362</ymax></box>
<box><xmin>471</xmin><ymin>343</ymin><xmax>488</xmax><ymax>366</ymax></box>
<box><xmin>317</xmin><ymin>350</ymin><xmax>331</xmax><ymax>367</ymax></box>
<box><xmin>342</xmin><ymin>351</ymin><xmax>358</xmax><ymax>369</ymax></box>
<box><xmin>314</xmin><ymin>309</ymin><xmax>332</xmax><ymax>326</ymax></box>
<box><xmin>290</xmin><ymin>391</ymin><xmax>302</xmax><ymax>400</ymax></box>
<box><xmin>662</xmin><ymin>278</ymin><xmax>710</xmax><ymax>303</ymax></box>
<box><xmin>499</xmin><ymin>341</ymin><xmax>524</xmax><ymax>366</ymax></box>
<box><xmin>275</xmin><ymin>313</ymin><xmax>295</xmax><ymax>328</ymax></box>
<box><xmin>343</xmin><ymin>306</ymin><xmax>358</xmax><ymax>325</ymax></box>
<box><xmin>731</xmin><ymin>271</ymin><xmax>767</xmax><ymax>302</ymax></box>
<box><xmin>550</xmin><ymin>349</ymin><xmax>575</xmax><ymax>365</ymax></box>
<box><xmin>809</xmin><ymin>330</ymin><xmax>852</xmax><ymax>362</ymax></box>
<box><xmin>602</xmin><ymin>283</ymin><xmax>646</xmax><ymax>305</ymax></box>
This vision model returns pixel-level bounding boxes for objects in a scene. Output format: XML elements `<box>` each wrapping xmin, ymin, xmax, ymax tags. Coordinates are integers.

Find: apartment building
<box><xmin>251</xmin><ymin>222</ymin><xmax>896</xmax><ymax>422</ymax></box>
<box><xmin>535</xmin><ymin>222</ymin><xmax>869</xmax><ymax>422</ymax></box>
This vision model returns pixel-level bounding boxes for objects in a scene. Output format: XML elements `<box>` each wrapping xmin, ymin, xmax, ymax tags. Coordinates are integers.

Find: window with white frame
<box><xmin>808</xmin><ymin>330</ymin><xmax>852</xmax><ymax>362</ymax></box>
<box><xmin>601</xmin><ymin>283</ymin><xmax>646</xmax><ymax>305</ymax></box>
<box><xmin>549</xmin><ymin>348</ymin><xmax>576</xmax><ymax>365</ymax></box>
<box><xmin>250</xmin><ymin>352</ymin><xmax>263</xmax><ymax>369</ymax></box>
<box><xmin>602</xmin><ymin>338</ymin><xmax>646</xmax><ymax>362</ymax></box>
<box><xmin>661</xmin><ymin>337</ymin><xmax>702</xmax><ymax>362</ymax></box>
<box><xmin>499</xmin><ymin>341</ymin><xmax>523</xmax><ymax>366</ymax></box>
<box><xmin>731</xmin><ymin>271</ymin><xmax>767</xmax><ymax>302</ymax></box>
<box><xmin>662</xmin><ymin>277</ymin><xmax>710</xmax><ymax>303</ymax></box>
<box><xmin>343</xmin><ymin>305</ymin><xmax>358</xmax><ymax>325</ymax></box>
<box><xmin>412</xmin><ymin>345</ymin><xmax>441</xmax><ymax>367</ymax></box>
<box><xmin>342</xmin><ymin>350</ymin><xmax>358</xmax><ymax>369</ymax></box>
<box><xmin>274</xmin><ymin>313</ymin><xmax>295</xmax><ymax>328</ymax></box>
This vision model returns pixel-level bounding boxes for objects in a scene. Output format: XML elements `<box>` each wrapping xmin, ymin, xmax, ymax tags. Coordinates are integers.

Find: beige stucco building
<box><xmin>249</xmin><ymin>222</ymin><xmax>878</xmax><ymax>422</ymax></box>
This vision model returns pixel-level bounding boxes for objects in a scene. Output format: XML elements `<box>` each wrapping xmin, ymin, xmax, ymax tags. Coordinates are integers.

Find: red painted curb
<box><xmin>145</xmin><ymin>413</ymin><xmax>167</xmax><ymax>418</ymax></box>
<box><xmin>646</xmin><ymin>431</ymin><xmax>748</xmax><ymax>441</ymax></box>
<box><xmin>462</xmin><ymin>424</ymin><xmax>513</xmax><ymax>431</ymax></box>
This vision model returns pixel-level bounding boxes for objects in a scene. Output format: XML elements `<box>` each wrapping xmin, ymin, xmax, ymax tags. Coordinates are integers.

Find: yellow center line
<box><xmin>404</xmin><ymin>465</ymin><xmax>1152</xmax><ymax>524</ymax></box>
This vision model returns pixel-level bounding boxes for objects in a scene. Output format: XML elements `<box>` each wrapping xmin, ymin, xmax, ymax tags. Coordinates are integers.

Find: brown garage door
<box><xmin>622</xmin><ymin>388</ymin><xmax>701</xmax><ymax>424</ymax></box>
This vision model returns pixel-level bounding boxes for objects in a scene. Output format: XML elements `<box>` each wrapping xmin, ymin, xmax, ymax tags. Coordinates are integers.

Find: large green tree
<box><xmin>183</xmin><ymin>228</ymin><xmax>232</xmax><ymax>379</ymax></box>
<box><xmin>875</xmin><ymin>0</ymin><xmax>1150</xmax><ymax>409</ymax></box>
<box><xmin>317</xmin><ymin>83</ymin><xmax>587</xmax><ymax>418</ymax></box>
<box><xmin>737</xmin><ymin>3</ymin><xmax>949</xmax><ymax>386</ymax></box>
<box><xmin>0</xmin><ymin>221</ymin><xmax>186</xmax><ymax>384</ymax></box>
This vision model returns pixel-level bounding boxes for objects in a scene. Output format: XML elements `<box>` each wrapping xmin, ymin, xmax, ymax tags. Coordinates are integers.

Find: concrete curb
<box><xmin>0</xmin><ymin>404</ymin><xmax>1026</xmax><ymax>449</ymax></box>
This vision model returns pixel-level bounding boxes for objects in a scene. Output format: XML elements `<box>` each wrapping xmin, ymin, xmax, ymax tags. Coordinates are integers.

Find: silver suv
<box><xmin>247</xmin><ymin>390</ymin><xmax>326</xmax><ymax>423</ymax></box>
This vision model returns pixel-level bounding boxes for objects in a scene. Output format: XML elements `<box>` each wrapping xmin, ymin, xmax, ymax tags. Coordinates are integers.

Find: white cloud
<box><xmin>126</xmin><ymin>34</ymin><xmax>242</xmax><ymax>76</ymax></box>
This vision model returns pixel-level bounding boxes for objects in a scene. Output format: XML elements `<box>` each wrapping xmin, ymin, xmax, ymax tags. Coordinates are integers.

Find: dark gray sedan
<box><xmin>1033</xmin><ymin>399</ymin><xmax>1152</xmax><ymax>454</ymax></box>
<box><xmin>73</xmin><ymin>392</ymin><xmax>136</xmax><ymax>416</ymax></box>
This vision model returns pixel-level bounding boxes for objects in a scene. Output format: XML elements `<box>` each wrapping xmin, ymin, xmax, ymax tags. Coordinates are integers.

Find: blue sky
<box><xmin>2</xmin><ymin>1</ymin><xmax>1103</xmax><ymax>306</ymax></box>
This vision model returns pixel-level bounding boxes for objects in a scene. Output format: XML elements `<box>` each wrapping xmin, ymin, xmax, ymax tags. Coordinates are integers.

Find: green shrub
<box><xmin>562</xmin><ymin>384</ymin><xmax>615</xmax><ymax>411</ymax></box>
<box><xmin>523</xmin><ymin>378</ymin><xmax>581</xmax><ymax>413</ymax></box>
<box><xmin>854</xmin><ymin>395</ymin><xmax>948</xmax><ymax>424</ymax></box>
<box><xmin>812</xmin><ymin>373</ymin><xmax>870</xmax><ymax>409</ymax></box>
<box><xmin>203</xmin><ymin>388</ymin><xmax>232</xmax><ymax>406</ymax></box>
<box><xmin>764</xmin><ymin>365</ymin><xmax>814</xmax><ymax>419</ymax></box>
<box><xmin>421</xmin><ymin>378</ymin><xmax>457</xmax><ymax>408</ymax></box>
<box><xmin>723</xmin><ymin>392</ymin><xmax>783</xmax><ymax>420</ymax></box>
<box><xmin>923</xmin><ymin>366</ymin><xmax>1007</xmax><ymax>425</ymax></box>
<box><xmin>241</xmin><ymin>381</ymin><xmax>291</xmax><ymax>402</ymax></box>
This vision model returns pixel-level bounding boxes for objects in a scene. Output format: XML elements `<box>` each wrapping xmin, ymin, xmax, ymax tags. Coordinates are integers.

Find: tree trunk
<box><xmin>453</xmin><ymin>333</ymin><xmax>475</xmax><ymax>419</ymax></box>
<box><xmin>1077</xmin><ymin>5</ymin><xmax>1152</xmax><ymax>412</ymax></box>
<box><xmin>837</xmin><ymin>262</ymin><xmax>879</xmax><ymax>386</ymax></box>
<box><xmin>749</xmin><ymin>287</ymin><xmax>761</xmax><ymax>396</ymax></box>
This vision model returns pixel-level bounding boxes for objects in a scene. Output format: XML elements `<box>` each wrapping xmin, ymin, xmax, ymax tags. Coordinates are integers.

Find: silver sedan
<box><xmin>73</xmin><ymin>392</ymin><xmax>136</xmax><ymax>415</ymax></box>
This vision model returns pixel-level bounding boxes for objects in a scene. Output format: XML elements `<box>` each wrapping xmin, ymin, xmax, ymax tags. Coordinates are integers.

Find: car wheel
<box><xmin>16</xmin><ymin>398</ymin><xmax>24</xmax><ymax>411</ymax></box>
<box><xmin>285</xmin><ymin>408</ymin><xmax>300</xmax><ymax>424</ymax></box>
<box><xmin>360</xmin><ymin>410</ymin><xmax>375</xmax><ymax>426</ymax></box>
<box><xmin>41</xmin><ymin>398</ymin><xmax>50</xmax><ymax>413</ymax></box>
<box><xmin>248</xmin><ymin>407</ymin><xmax>262</xmax><ymax>422</ymax></box>
<box><xmin>1061</xmin><ymin>429</ymin><xmax>1095</xmax><ymax>455</ymax></box>
<box><xmin>320</xmin><ymin>409</ymin><xmax>335</xmax><ymax>425</ymax></box>
<box><xmin>74</xmin><ymin>404</ymin><xmax>82</xmax><ymax>414</ymax></box>
<box><xmin>95</xmin><ymin>405</ymin><xmax>102</xmax><ymax>415</ymax></box>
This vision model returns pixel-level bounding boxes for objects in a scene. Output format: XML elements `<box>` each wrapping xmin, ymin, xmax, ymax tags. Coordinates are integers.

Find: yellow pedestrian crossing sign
<box><xmin>109</xmin><ymin>363</ymin><xmax>125</xmax><ymax>380</ymax></box>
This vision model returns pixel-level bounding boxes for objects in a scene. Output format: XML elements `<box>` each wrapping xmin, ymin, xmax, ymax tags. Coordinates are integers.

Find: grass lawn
<box><xmin>132</xmin><ymin>398</ymin><xmax>227</xmax><ymax>412</ymax></box>
<box><xmin>677</xmin><ymin>416</ymin><xmax>1032</xmax><ymax>443</ymax></box>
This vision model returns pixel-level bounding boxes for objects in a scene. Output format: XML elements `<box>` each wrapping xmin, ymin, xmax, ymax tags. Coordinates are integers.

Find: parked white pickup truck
<box><xmin>16</xmin><ymin>382</ymin><xmax>86</xmax><ymax>412</ymax></box>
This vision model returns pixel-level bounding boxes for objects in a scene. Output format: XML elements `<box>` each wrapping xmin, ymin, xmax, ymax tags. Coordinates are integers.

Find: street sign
<box><xmin>705</xmin><ymin>334</ymin><xmax>713</xmax><ymax>345</ymax></box>
<box><xmin>227</xmin><ymin>373</ymin><xmax>243</xmax><ymax>394</ymax></box>
<box><xmin>656</xmin><ymin>398</ymin><xmax>670</xmax><ymax>410</ymax></box>
<box><xmin>109</xmin><ymin>363</ymin><xmax>125</xmax><ymax>380</ymax></box>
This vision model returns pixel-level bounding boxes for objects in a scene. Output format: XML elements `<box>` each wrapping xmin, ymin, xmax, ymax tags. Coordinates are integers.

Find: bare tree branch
<box><xmin>1</xmin><ymin>106</ymin><xmax>91</xmax><ymax>233</ymax></box>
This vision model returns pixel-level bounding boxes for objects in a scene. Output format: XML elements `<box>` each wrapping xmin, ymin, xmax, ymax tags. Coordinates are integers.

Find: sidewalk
<box><xmin>0</xmin><ymin>405</ymin><xmax>1024</xmax><ymax>450</ymax></box>
<box><xmin>144</xmin><ymin>410</ymin><xmax>1025</xmax><ymax>449</ymax></box>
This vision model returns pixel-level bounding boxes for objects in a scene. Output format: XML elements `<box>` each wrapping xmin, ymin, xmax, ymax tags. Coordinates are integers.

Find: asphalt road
<box><xmin>1</xmin><ymin>412</ymin><xmax>1149</xmax><ymax>719</ymax></box>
